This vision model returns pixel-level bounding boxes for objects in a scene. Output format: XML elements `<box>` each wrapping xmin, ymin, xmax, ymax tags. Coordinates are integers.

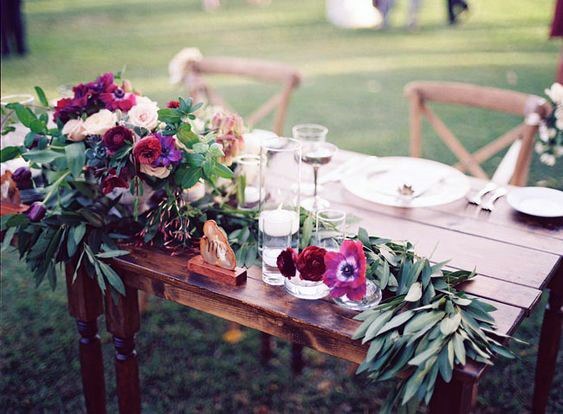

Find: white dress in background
<box><xmin>326</xmin><ymin>0</ymin><xmax>382</xmax><ymax>29</ymax></box>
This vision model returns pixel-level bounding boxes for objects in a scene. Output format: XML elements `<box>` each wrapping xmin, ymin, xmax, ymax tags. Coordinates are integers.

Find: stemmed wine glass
<box><xmin>292</xmin><ymin>124</ymin><xmax>337</xmax><ymax>211</ymax></box>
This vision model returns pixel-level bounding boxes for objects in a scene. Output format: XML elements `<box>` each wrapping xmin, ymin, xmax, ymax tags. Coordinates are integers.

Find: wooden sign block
<box><xmin>187</xmin><ymin>255</ymin><xmax>247</xmax><ymax>286</ymax></box>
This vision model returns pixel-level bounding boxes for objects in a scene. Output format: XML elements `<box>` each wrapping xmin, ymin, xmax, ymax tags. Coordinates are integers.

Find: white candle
<box><xmin>243</xmin><ymin>129</ymin><xmax>277</xmax><ymax>155</ymax></box>
<box><xmin>244</xmin><ymin>186</ymin><xmax>260</xmax><ymax>204</ymax></box>
<box><xmin>260</xmin><ymin>209</ymin><xmax>298</xmax><ymax>237</ymax></box>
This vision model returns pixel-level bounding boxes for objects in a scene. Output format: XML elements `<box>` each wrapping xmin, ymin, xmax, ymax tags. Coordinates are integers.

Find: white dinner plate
<box><xmin>341</xmin><ymin>157</ymin><xmax>470</xmax><ymax>208</ymax></box>
<box><xmin>506</xmin><ymin>187</ymin><xmax>563</xmax><ymax>218</ymax></box>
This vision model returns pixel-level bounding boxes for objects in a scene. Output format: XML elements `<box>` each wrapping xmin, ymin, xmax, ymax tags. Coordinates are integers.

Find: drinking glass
<box><xmin>234</xmin><ymin>154</ymin><xmax>261</xmax><ymax>210</ymax></box>
<box><xmin>259</xmin><ymin>137</ymin><xmax>301</xmax><ymax>285</ymax></box>
<box><xmin>300</xmin><ymin>141</ymin><xmax>337</xmax><ymax>211</ymax></box>
<box><xmin>315</xmin><ymin>209</ymin><xmax>347</xmax><ymax>251</ymax></box>
<box><xmin>292</xmin><ymin>124</ymin><xmax>328</xmax><ymax>210</ymax></box>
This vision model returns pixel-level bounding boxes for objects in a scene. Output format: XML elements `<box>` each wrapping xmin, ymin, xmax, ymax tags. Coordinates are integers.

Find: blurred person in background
<box><xmin>551</xmin><ymin>0</ymin><xmax>563</xmax><ymax>82</ymax></box>
<box><xmin>373</xmin><ymin>0</ymin><xmax>423</xmax><ymax>30</ymax></box>
<box><xmin>447</xmin><ymin>0</ymin><xmax>469</xmax><ymax>25</ymax></box>
<box><xmin>1</xmin><ymin>0</ymin><xmax>27</xmax><ymax>57</ymax></box>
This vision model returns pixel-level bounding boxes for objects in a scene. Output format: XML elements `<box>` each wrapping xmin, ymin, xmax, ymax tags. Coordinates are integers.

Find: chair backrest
<box><xmin>404</xmin><ymin>81</ymin><xmax>551</xmax><ymax>186</ymax></box>
<box><xmin>179</xmin><ymin>56</ymin><xmax>301</xmax><ymax>136</ymax></box>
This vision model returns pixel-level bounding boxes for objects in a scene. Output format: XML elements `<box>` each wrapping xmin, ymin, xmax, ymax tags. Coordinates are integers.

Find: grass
<box><xmin>1</xmin><ymin>0</ymin><xmax>562</xmax><ymax>412</ymax></box>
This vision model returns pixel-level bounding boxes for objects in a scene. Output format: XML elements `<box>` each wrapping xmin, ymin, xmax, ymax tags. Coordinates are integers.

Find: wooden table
<box><xmin>65</xmin><ymin>151</ymin><xmax>563</xmax><ymax>413</ymax></box>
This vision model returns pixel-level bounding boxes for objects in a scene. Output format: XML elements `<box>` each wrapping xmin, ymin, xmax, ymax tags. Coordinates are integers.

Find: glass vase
<box><xmin>234</xmin><ymin>154</ymin><xmax>261</xmax><ymax>210</ymax></box>
<box><xmin>332</xmin><ymin>279</ymin><xmax>382</xmax><ymax>311</ymax></box>
<box><xmin>259</xmin><ymin>137</ymin><xmax>301</xmax><ymax>286</ymax></box>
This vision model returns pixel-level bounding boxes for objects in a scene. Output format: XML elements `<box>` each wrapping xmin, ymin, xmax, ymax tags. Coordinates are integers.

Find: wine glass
<box><xmin>300</xmin><ymin>141</ymin><xmax>337</xmax><ymax>211</ymax></box>
<box><xmin>292</xmin><ymin>124</ymin><xmax>335</xmax><ymax>211</ymax></box>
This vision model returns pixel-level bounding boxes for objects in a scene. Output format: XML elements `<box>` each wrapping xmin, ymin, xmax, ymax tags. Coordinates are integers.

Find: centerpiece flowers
<box><xmin>1</xmin><ymin>71</ymin><xmax>240</xmax><ymax>296</ymax></box>
<box><xmin>536</xmin><ymin>82</ymin><xmax>563</xmax><ymax>165</ymax></box>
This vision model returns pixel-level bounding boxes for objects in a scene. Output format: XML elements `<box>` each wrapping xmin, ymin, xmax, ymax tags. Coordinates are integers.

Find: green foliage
<box><xmin>352</xmin><ymin>228</ymin><xmax>516</xmax><ymax>412</ymax></box>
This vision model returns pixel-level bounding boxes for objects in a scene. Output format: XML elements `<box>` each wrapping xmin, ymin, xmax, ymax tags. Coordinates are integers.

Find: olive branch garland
<box><xmin>352</xmin><ymin>227</ymin><xmax>521</xmax><ymax>412</ymax></box>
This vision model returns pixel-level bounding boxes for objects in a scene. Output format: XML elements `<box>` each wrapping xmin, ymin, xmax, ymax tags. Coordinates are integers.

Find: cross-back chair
<box><xmin>404</xmin><ymin>81</ymin><xmax>551</xmax><ymax>186</ymax></box>
<box><xmin>178</xmin><ymin>55</ymin><xmax>302</xmax><ymax>136</ymax></box>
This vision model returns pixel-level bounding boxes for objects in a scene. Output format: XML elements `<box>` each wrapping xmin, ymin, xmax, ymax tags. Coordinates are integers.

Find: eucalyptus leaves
<box><xmin>352</xmin><ymin>228</ymin><xmax>517</xmax><ymax>412</ymax></box>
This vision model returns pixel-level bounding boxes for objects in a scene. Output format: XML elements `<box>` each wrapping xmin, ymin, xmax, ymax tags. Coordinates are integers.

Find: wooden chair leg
<box><xmin>429</xmin><ymin>376</ymin><xmax>478</xmax><ymax>414</ymax></box>
<box><xmin>532</xmin><ymin>261</ymin><xmax>563</xmax><ymax>414</ymax></box>
<box><xmin>66</xmin><ymin>264</ymin><xmax>107</xmax><ymax>414</ymax></box>
<box><xmin>291</xmin><ymin>343</ymin><xmax>304</xmax><ymax>375</ymax></box>
<box><xmin>105</xmin><ymin>286</ymin><xmax>141</xmax><ymax>414</ymax></box>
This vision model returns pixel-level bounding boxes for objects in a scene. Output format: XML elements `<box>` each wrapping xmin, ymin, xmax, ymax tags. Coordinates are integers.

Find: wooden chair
<box><xmin>404</xmin><ymin>81</ymin><xmax>552</xmax><ymax>186</ymax></box>
<box><xmin>179</xmin><ymin>56</ymin><xmax>302</xmax><ymax>135</ymax></box>
<box><xmin>169</xmin><ymin>51</ymin><xmax>303</xmax><ymax>370</ymax></box>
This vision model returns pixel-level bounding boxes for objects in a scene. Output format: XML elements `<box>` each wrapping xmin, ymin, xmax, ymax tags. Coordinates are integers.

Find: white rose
<box><xmin>140</xmin><ymin>164</ymin><xmax>170</xmax><ymax>178</ymax></box>
<box><xmin>128</xmin><ymin>102</ymin><xmax>159</xmax><ymax>131</ymax></box>
<box><xmin>83</xmin><ymin>109</ymin><xmax>117</xmax><ymax>136</ymax></box>
<box><xmin>545</xmin><ymin>83</ymin><xmax>563</xmax><ymax>105</ymax></box>
<box><xmin>556</xmin><ymin>118</ymin><xmax>563</xmax><ymax>130</ymax></box>
<box><xmin>135</xmin><ymin>96</ymin><xmax>159</xmax><ymax>108</ymax></box>
<box><xmin>62</xmin><ymin>119</ymin><xmax>87</xmax><ymax>141</ymax></box>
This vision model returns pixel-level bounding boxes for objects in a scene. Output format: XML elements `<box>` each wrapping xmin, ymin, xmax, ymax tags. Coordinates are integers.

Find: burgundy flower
<box><xmin>153</xmin><ymin>133</ymin><xmax>182</xmax><ymax>167</ymax></box>
<box><xmin>12</xmin><ymin>167</ymin><xmax>32</xmax><ymax>189</ymax></box>
<box><xmin>103</xmin><ymin>126</ymin><xmax>133</xmax><ymax>153</ymax></box>
<box><xmin>101</xmin><ymin>174</ymin><xmax>129</xmax><ymax>195</ymax></box>
<box><xmin>167</xmin><ymin>100</ymin><xmax>180</xmax><ymax>108</ymax></box>
<box><xmin>277</xmin><ymin>247</ymin><xmax>298</xmax><ymax>278</ymax></box>
<box><xmin>53</xmin><ymin>98</ymin><xmax>82</xmax><ymax>123</ymax></box>
<box><xmin>323</xmin><ymin>240</ymin><xmax>366</xmax><ymax>300</ymax></box>
<box><xmin>26</xmin><ymin>202</ymin><xmax>46</xmax><ymax>222</ymax></box>
<box><xmin>296</xmin><ymin>246</ymin><xmax>327</xmax><ymax>282</ymax></box>
<box><xmin>88</xmin><ymin>72</ymin><xmax>114</xmax><ymax>94</ymax></box>
<box><xmin>133</xmin><ymin>135</ymin><xmax>162</xmax><ymax>165</ymax></box>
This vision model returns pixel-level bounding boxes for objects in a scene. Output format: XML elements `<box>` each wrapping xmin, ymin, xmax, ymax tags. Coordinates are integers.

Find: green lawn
<box><xmin>1</xmin><ymin>0</ymin><xmax>562</xmax><ymax>412</ymax></box>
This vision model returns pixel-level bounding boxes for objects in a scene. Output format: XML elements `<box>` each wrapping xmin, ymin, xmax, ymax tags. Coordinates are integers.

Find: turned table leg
<box><xmin>105</xmin><ymin>286</ymin><xmax>141</xmax><ymax>414</ymax></box>
<box><xmin>532</xmin><ymin>260</ymin><xmax>563</xmax><ymax>414</ymax></box>
<box><xmin>66</xmin><ymin>265</ymin><xmax>107</xmax><ymax>414</ymax></box>
<box><xmin>429</xmin><ymin>376</ymin><xmax>478</xmax><ymax>414</ymax></box>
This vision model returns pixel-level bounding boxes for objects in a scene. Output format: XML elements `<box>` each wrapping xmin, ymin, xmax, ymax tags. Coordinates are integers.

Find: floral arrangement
<box><xmin>1</xmin><ymin>71</ymin><xmax>518</xmax><ymax>413</ymax></box>
<box><xmin>0</xmin><ymin>72</ymin><xmax>242</xmax><ymax>296</ymax></box>
<box><xmin>276</xmin><ymin>228</ymin><xmax>516</xmax><ymax>412</ymax></box>
<box><xmin>536</xmin><ymin>82</ymin><xmax>563</xmax><ymax>166</ymax></box>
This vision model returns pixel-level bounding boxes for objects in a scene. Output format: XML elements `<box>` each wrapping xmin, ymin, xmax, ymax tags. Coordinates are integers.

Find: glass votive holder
<box><xmin>234</xmin><ymin>154</ymin><xmax>261</xmax><ymax>210</ymax></box>
<box><xmin>259</xmin><ymin>137</ymin><xmax>301</xmax><ymax>286</ymax></box>
<box><xmin>315</xmin><ymin>209</ymin><xmax>347</xmax><ymax>251</ymax></box>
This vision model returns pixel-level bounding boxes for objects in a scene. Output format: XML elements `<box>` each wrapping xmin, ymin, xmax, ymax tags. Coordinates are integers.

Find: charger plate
<box><xmin>341</xmin><ymin>157</ymin><xmax>470</xmax><ymax>208</ymax></box>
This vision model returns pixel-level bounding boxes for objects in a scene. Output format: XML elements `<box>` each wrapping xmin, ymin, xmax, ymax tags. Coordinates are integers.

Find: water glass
<box><xmin>315</xmin><ymin>209</ymin><xmax>347</xmax><ymax>251</ymax></box>
<box><xmin>259</xmin><ymin>137</ymin><xmax>301</xmax><ymax>285</ymax></box>
<box><xmin>234</xmin><ymin>154</ymin><xmax>261</xmax><ymax>210</ymax></box>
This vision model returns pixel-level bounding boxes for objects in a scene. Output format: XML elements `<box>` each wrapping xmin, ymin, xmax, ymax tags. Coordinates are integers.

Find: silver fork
<box><xmin>467</xmin><ymin>182</ymin><xmax>497</xmax><ymax>206</ymax></box>
<box><xmin>480</xmin><ymin>187</ymin><xmax>508</xmax><ymax>212</ymax></box>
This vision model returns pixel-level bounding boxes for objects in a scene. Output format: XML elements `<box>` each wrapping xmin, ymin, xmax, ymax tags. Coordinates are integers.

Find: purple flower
<box><xmin>153</xmin><ymin>133</ymin><xmax>182</xmax><ymax>167</ymax></box>
<box><xmin>26</xmin><ymin>202</ymin><xmax>46</xmax><ymax>222</ymax></box>
<box><xmin>12</xmin><ymin>167</ymin><xmax>33</xmax><ymax>189</ymax></box>
<box><xmin>323</xmin><ymin>240</ymin><xmax>367</xmax><ymax>301</ymax></box>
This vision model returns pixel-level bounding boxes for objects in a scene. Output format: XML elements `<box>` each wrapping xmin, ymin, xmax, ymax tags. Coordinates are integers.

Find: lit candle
<box><xmin>244</xmin><ymin>186</ymin><xmax>260</xmax><ymax>204</ymax></box>
<box><xmin>260</xmin><ymin>209</ymin><xmax>298</xmax><ymax>237</ymax></box>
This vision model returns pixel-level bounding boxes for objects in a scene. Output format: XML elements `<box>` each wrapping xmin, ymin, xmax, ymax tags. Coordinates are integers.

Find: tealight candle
<box><xmin>260</xmin><ymin>209</ymin><xmax>297</xmax><ymax>237</ymax></box>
